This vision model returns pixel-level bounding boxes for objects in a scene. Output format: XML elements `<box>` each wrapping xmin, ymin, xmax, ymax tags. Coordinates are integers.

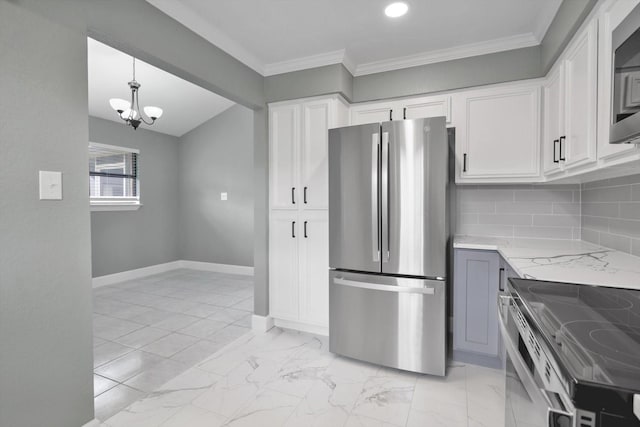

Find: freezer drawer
<box><xmin>329</xmin><ymin>270</ymin><xmax>446</xmax><ymax>376</ymax></box>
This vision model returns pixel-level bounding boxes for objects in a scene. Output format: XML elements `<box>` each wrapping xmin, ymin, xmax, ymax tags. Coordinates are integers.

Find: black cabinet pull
<box><xmin>403</xmin><ymin>107</ymin><xmax>407</xmax><ymax>120</ymax></box>
<box><xmin>303</xmin><ymin>187</ymin><xmax>307</xmax><ymax>204</ymax></box>
<box><xmin>553</xmin><ymin>139</ymin><xmax>559</xmax><ymax>163</ymax></box>
<box><xmin>291</xmin><ymin>187</ymin><xmax>295</xmax><ymax>204</ymax></box>
<box><xmin>499</xmin><ymin>267</ymin><xmax>505</xmax><ymax>292</ymax></box>
<box><xmin>304</xmin><ymin>221</ymin><xmax>308</xmax><ymax>238</ymax></box>
<box><xmin>463</xmin><ymin>153</ymin><xmax>467</xmax><ymax>172</ymax></box>
<box><xmin>559</xmin><ymin>136</ymin><xmax>566</xmax><ymax>161</ymax></box>
<box><xmin>389</xmin><ymin>109</ymin><xmax>393</xmax><ymax>121</ymax></box>
<box><xmin>292</xmin><ymin>221</ymin><xmax>296</xmax><ymax>238</ymax></box>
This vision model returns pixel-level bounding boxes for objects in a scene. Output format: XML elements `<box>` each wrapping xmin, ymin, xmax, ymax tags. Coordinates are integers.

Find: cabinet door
<box><xmin>269</xmin><ymin>104</ymin><xmax>299</xmax><ymax>209</ymax></box>
<box><xmin>299</xmin><ymin>211</ymin><xmax>329</xmax><ymax>327</ymax></box>
<box><xmin>453</xmin><ymin>249</ymin><xmax>500</xmax><ymax>357</ymax></box>
<box><xmin>269</xmin><ymin>211</ymin><xmax>299</xmax><ymax>320</ymax></box>
<box><xmin>563</xmin><ymin>20</ymin><xmax>598</xmax><ymax>169</ymax></box>
<box><xmin>543</xmin><ymin>65</ymin><xmax>565</xmax><ymax>176</ymax></box>
<box><xmin>457</xmin><ymin>85</ymin><xmax>541</xmax><ymax>181</ymax></box>
<box><xmin>301</xmin><ymin>100</ymin><xmax>330</xmax><ymax>209</ymax></box>
<box><xmin>397</xmin><ymin>95</ymin><xmax>452</xmax><ymax>124</ymax></box>
<box><xmin>350</xmin><ymin>102</ymin><xmax>396</xmax><ymax>125</ymax></box>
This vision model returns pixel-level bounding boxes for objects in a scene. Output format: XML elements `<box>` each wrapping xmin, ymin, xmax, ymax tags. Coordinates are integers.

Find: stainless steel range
<box><xmin>499</xmin><ymin>278</ymin><xmax>640</xmax><ymax>426</ymax></box>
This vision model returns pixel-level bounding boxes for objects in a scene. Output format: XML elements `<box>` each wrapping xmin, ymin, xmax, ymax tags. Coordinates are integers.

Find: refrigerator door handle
<box><xmin>371</xmin><ymin>133</ymin><xmax>380</xmax><ymax>262</ymax></box>
<box><xmin>333</xmin><ymin>277</ymin><xmax>436</xmax><ymax>295</ymax></box>
<box><xmin>381</xmin><ymin>131</ymin><xmax>390</xmax><ymax>263</ymax></box>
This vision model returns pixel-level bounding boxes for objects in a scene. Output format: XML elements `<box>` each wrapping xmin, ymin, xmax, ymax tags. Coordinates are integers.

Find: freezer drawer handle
<box><xmin>334</xmin><ymin>277</ymin><xmax>436</xmax><ymax>295</ymax></box>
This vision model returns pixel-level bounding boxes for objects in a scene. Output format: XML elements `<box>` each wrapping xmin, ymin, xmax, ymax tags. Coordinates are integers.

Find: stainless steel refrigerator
<box><xmin>328</xmin><ymin>117</ymin><xmax>450</xmax><ymax>376</ymax></box>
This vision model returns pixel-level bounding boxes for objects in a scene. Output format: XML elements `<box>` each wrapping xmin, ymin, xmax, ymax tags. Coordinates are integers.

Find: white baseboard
<box><xmin>83</xmin><ymin>419</ymin><xmax>100</xmax><ymax>427</ymax></box>
<box><xmin>92</xmin><ymin>260</ymin><xmax>253</xmax><ymax>288</ymax></box>
<box><xmin>179</xmin><ymin>260</ymin><xmax>253</xmax><ymax>276</ymax></box>
<box><xmin>274</xmin><ymin>318</ymin><xmax>329</xmax><ymax>336</ymax></box>
<box><xmin>92</xmin><ymin>261</ymin><xmax>182</xmax><ymax>288</ymax></box>
<box><xmin>251</xmin><ymin>314</ymin><xmax>275</xmax><ymax>332</ymax></box>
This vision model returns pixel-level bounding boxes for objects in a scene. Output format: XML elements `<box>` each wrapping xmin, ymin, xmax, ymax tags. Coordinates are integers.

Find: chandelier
<box><xmin>109</xmin><ymin>57</ymin><xmax>163</xmax><ymax>130</ymax></box>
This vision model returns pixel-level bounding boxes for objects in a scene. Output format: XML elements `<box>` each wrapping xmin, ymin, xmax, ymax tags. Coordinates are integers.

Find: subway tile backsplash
<box><xmin>457</xmin><ymin>184</ymin><xmax>581</xmax><ymax>240</ymax></box>
<box><xmin>581</xmin><ymin>173</ymin><xmax>640</xmax><ymax>255</ymax></box>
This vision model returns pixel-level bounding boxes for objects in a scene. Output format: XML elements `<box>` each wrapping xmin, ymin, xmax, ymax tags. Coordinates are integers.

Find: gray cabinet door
<box><xmin>453</xmin><ymin>249</ymin><xmax>500</xmax><ymax>357</ymax></box>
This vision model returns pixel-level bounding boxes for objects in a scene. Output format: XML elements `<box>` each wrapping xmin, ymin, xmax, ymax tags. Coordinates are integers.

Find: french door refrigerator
<box><xmin>328</xmin><ymin>117</ymin><xmax>450</xmax><ymax>376</ymax></box>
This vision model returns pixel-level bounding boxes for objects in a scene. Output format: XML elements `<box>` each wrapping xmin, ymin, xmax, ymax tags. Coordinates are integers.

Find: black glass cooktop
<box><xmin>509</xmin><ymin>278</ymin><xmax>640</xmax><ymax>393</ymax></box>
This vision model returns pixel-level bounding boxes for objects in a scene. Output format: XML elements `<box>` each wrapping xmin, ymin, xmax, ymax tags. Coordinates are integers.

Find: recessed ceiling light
<box><xmin>385</xmin><ymin>2</ymin><xmax>408</xmax><ymax>18</ymax></box>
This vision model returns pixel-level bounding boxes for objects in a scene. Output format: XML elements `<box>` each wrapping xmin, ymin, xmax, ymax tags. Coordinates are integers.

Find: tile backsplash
<box><xmin>456</xmin><ymin>184</ymin><xmax>581</xmax><ymax>240</ymax></box>
<box><xmin>581</xmin><ymin>174</ymin><xmax>640</xmax><ymax>256</ymax></box>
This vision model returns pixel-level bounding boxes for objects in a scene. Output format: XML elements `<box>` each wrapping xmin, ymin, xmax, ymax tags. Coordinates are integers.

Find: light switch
<box><xmin>221</xmin><ymin>192</ymin><xmax>228</xmax><ymax>201</ymax></box>
<box><xmin>39</xmin><ymin>171</ymin><xmax>62</xmax><ymax>200</ymax></box>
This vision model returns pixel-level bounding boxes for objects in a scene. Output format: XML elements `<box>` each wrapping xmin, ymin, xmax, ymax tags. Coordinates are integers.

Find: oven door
<box><xmin>498</xmin><ymin>296</ymin><xmax>573</xmax><ymax>427</ymax></box>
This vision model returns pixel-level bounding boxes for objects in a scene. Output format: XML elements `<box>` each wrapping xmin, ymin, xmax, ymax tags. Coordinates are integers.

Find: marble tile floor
<box><xmin>101</xmin><ymin>328</ymin><xmax>505</xmax><ymax>427</ymax></box>
<box><xmin>93</xmin><ymin>269</ymin><xmax>254</xmax><ymax>421</ymax></box>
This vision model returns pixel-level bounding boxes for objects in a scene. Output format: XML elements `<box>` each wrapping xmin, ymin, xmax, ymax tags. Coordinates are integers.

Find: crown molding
<box><xmin>145</xmin><ymin>0</ymin><xmax>265</xmax><ymax>75</ymax></box>
<box><xmin>264</xmin><ymin>49</ymin><xmax>349</xmax><ymax>76</ymax></box>
<box><xmin>353</xmin><ymin>33</ymin><xmax>540</xmax><ymax>76</ymax></box>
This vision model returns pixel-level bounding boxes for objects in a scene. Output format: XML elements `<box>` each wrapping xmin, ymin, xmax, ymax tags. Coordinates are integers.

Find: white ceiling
<box><xmin>87</xmin><ymin>38</ymin><xmax>235</xmax><ymax>137</ymax></box>
<box><xmin>146</xmin><ymin>0</ymin><xmax>562</xmax><ymax>76</ymax></box>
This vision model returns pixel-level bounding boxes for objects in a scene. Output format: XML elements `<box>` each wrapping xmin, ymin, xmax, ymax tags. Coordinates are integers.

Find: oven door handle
<box><xmin>498</xmin><ymin>304</ymin><xmax>551</xmax><ymax>410</ymax></box>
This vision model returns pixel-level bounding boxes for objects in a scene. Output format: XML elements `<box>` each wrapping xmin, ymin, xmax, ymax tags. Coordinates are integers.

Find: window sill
<box><xmin>91</xmin><ymin>202</ymin><xmax>142</xmax><ymax>212</ymax></box>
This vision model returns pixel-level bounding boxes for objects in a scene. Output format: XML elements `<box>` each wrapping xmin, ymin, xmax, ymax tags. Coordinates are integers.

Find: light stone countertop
<box><xmin>453</xmin><ymin>235</ymin><xmax>640</xmax><ymax>290</ymax></box>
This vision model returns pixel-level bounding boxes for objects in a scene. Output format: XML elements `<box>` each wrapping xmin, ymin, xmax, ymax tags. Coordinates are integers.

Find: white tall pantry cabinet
<box><xmin>268</xmin><ymin>95</ymin><xmax>349</xmax><ymax>333</ymax></box>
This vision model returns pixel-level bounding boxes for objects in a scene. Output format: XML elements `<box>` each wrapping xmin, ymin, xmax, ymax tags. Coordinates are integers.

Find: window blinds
<box><xmin>89</xmin><ymin>143</ymin><xmax>138</xmax><ymax>199</ymax></box>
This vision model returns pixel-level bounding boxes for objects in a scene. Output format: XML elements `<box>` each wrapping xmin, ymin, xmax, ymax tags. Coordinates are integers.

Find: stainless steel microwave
<box><xmin>611</xmin><ymin>2</ymin><xmax>640</xmax><ymax>144</ymax></box>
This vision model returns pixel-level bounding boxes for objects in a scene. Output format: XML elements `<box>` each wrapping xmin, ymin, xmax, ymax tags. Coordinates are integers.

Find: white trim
<box><xmin>89</xmin><ymin>141</ymin><xmax>140</xmax><ymax>154</ymax></box>
<box><xmin>353</xmin><ymin>33</ymin><xmax>540</xmax><ymax>76</ymax></box>
<box><xmin>92</xmin><ymin>260</ymin><xmax>253</xmax><ymax>288</ymax></box>
<box><xmin>273</xmin><ymin>318</ymin><xmax>329</xmax><ymax>336</ymax></box>
<box><xmin>92</xmin><ymin>261</ymin><xmax>183</xmax><ymax>288</ymax></box>
<box><xmin>251</xmin><ymin>315</ymin><xmax>275</xmax><ymax>333</ymax></box>
<box><xmin>179</xmin><ymin>260</ymin><xmax>254</xmax><ymax>276</ymax></box>
<box><xmin>144</xmin><ymin>0</ymin><xmax>265</xmax><ymax>75</ymax></box>
<box><xmin>264</xmin><ymin>49</ymin><xmax>349</xmax><ymax>76</ymax></box>
<box><xmin>82</xmin><ymin>419</ymin><xmax>101</xmax><ymax>427</ymax></box>
<box><xmin>91</xmin><ymin>202</ymin><xmax>142</xmax><ymax>212</ymax></box>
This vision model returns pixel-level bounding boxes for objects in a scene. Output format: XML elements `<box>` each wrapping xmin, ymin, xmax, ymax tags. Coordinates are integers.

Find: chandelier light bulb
<box><xmin>144</xmin><ymin>106</ymin><xmax>163</xmax><ymax>120</ymax></box>
<box><xmin>120</xmin><ymin>109</ymin><xmax>138</xmax><ymax>120</ymax></box>
<box><xmin>109</xmin><ymin>98</ymin><xmax>130</xmax><ymax>113</ymax></box>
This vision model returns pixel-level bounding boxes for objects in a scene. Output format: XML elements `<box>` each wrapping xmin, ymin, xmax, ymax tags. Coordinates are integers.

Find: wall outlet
<box><xmin>39</xmin><ymin>171</ymin><xmax>62</xmax><ymax>200</ymax></box>
<box><xmin>221</xmin><ymin>192</ymin><xmax>228</xmax><ymax>201</ymax></box>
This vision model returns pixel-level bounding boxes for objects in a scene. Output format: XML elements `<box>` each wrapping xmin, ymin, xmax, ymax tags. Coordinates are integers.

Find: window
<box><xmin>89</xmin><ymin>142</ymin><xmax>140</xmax><ymax>210</ymax></box>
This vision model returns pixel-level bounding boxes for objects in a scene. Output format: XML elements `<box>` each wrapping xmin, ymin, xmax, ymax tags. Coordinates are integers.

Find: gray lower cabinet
<box><xmin>453</xmin><ymin>249</ymin><xmax>502</xmax><ymax>367</ymax></box>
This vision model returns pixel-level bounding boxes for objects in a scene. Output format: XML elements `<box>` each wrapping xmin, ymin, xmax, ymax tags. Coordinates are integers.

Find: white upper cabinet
<box><xmin>350</xmin><ymin>94</ymin><xmax>452</xmax><ymax>126</ymax></box>
<box><xmin>269</xmin><ymin>95</ymin><xmax>349</xmax><ymax>211</ymax></box>
<box><xmin>269</xmin><ymin>104</ymin><xmax>299</xmax><ymax>209</ymax></box>
<box><xmin>395</xmin><ymin>95</ymin><xmax>452</xmax><ymax>123</ymax></box>
<box><xmin>455</xmin><ymin>82</ymin><xmax>542</xmax><ymax>183</ymax></box>
<box><xmin>597</xmin><ymin>0</ymin><xmax>640</xmax><ymax>164</ymax></box>
<box><xmin>351</xmin><ymin>102</ymin><xmax>398</xmax><ymax>125</ymax></box>
<box><xmin>543</xmin><ymin>65</ymin><xmax>565</xmax><ymax>176</ymax></box>
<box><xmin>562</xmin><ymin>19</ymin><xmax>598</xmax><ymax>170</ymax></box>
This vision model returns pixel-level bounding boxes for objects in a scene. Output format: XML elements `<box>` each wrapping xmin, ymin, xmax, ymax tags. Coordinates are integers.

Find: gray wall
<box><xmin>457</xmin><ymin>185</ymin><xmax>581</xmax><ymax>240</ymax></box>
<box><xmin>353</xmin><ymin>46</ymin><xmax>542</xmax><ymax>103</ymax></box>
<box><xmin>253</xmin><ymin>108</ymin><xmax>269</xmax><ymax>316</ymax></box>
<box><xmin>582</xmin><ymin>174</ymin><xmax>640</xmax><ymax>255</ymax></box>
<box><xmin>0</xmin><ymin>3</ymin><xmax>94</xmax><ymax>427</ymax></box>
<box><xmin>89</xmin><ymin>117</ymin><xmax>180</xmax><ymax>277</ymax></box>
<box><xmin>178</xmin><ymin>105</ymin><xmax>254</xmax><ymax>266</ymax></box>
